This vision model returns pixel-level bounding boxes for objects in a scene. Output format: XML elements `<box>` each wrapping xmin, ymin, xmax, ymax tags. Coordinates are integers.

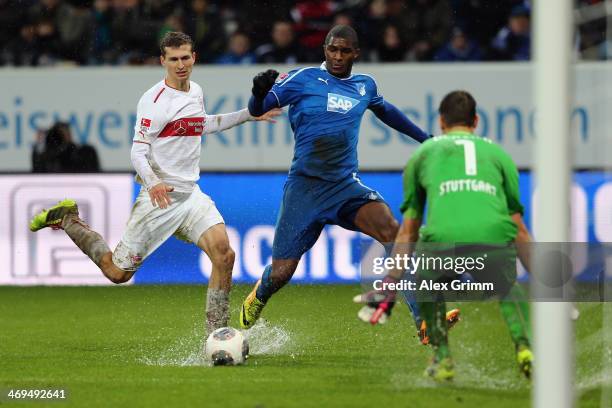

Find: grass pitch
<box><xmin>0</xmin><ymin>285</ymin><xmax>609</xmax><ymax>407</ymax></box>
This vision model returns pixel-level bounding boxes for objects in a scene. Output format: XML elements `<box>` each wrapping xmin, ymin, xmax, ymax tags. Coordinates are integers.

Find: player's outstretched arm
<box><xmin>203</xmin><ymin>107</ymin><xmax>282</xmax><ymax>135</ymax></box>
<box><xmin>370</xmin><ymin>100</ymin><xmax>429</xmax><ymax>142</ymax></box>
<box><xmin>252</xmin><ymin>108</ymin><xmax>283</xmax><ymax>122</ymax></box>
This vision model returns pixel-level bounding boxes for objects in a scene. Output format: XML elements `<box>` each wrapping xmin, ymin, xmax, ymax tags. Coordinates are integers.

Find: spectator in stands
<box><xmin>27</xmin><ymin>0</ymin><xmax>71</xmax><ymax>36</ymax></box>
<box><xmin>353</xmin><ymin>0</ymin><xmax>387</xmax><ymax>61</ymax></box>
<box><xmin>435</xmin><ymin>27</ymin><xmax>483</xmax><ymax>62</ymax></box>
<box><xmin>450</xmin><ymin>0</ymin><xmax>523</xmax><ymax>51</ymax></box>
<box><xmin>143</xmin><ymin>0</ymin><xmax>176</xmax><ymax>20</ymax></box>
<box><xmin>234</xmin><ymin>0</ymin><xmax>293</xmax><ymax>48</ymax></box>
<box><xmin>491</xmin><ymin>4</ymin><xmax>531</xmax><ymax>61</ymax></box>
<box><xmin>402</xmin><ymin>0</ymin><xmax>453</xmax><ymax>61</ymax></box>
<box><xmin>33</xmin><ymin>17</ymin><xmax>63</xmax><ymax>65</ymax></box>
<box><xmin>158</xmin><ymin>13</ymin><xmax>184</xmax><ymax>44</ymax></box>
<box><xmin>374</xmin><ymin>23</ymin><xmax>407</xmax><ymax>62</ymax></box>
<box><xmin>27</xmin><ymin>0</ymin><xmax>93</xmax><ymax>65</ymax></box>
<box><xmin>215</xmin><ymin>31</ymin><xmax>256</xmax><ymax>65</ymax></box>
<box><xmin>0</xmin><ymin>0</ymin><xmax>25</xmax><ymax>65</ymax></box>
<box><xmin>255</xmin><ymin>20</ymin><xmax>301</xmax><ymax>64</ymax></box>
<box><xmin>32</xmin><ymin>121</ymin><xmax>100</xmax><ymax>173</ymax></box>
<box><xmin>11</xmin><ymin>19</ymin><xmax>40</xmax><ymax>66</ymax></box>
<box><xmin>332</xmin><ymin>12</ymin><xmax>353</xmax><ymax>27</ymax></box>
<box><xmin>89</xmin><ymin>0</ymin><xmax>114</xmax><ymax>64</ymax></box>
<box><xmin>59</xmin><ymin>1</ymin><xmax>95</xmax><ymax>64</ymax></box>
<box><xmin>111</xmin><ymin>0</ymin><xmax>160</xmax><ymax>65</ymax></box>
<box><xmin>183</xmin><ymin>0</ymin><xmax>225</xmax><ymax>63</ymax></box>
<box><xmin>291</xmin><ymin>0</ymin><xmax>337</xmax><ymax>62</ymax></box>
<box><xmin>1</xmin><ymin>0</ymin><xmax>601</xmax><ymax>65</ymax></box>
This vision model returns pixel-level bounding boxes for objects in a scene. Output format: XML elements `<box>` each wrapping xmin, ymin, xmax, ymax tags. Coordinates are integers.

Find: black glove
<box><xmin>252</xmin><ymin>69</ymin><xmax>279</xmax><ymax>99</ymax></box>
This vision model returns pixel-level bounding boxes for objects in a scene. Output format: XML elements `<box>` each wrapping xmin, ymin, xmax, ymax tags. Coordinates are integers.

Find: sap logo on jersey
<box><xmin>327</xmin><ymin>93</ymin><xmax>359</xmax><ymax>114</ymax></box>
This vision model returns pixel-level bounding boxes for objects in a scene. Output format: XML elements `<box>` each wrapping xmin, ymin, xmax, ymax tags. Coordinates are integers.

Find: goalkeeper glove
<box><xmin>252</xmin><ymin>69</ymin><xmax>279</xmax><ymax>99</ymax></box>
<box><xmin>354</xmin><ymin>275</ymin><xmax>399</xmax><ymax>324</ymax></box>
<box><xmin>369</xmin><ymin>275</ymin><xmax>398</xmax><ymax>324</ymax></box>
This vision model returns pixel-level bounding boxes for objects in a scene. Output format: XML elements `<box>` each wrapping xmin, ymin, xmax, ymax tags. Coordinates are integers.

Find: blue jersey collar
<box><xmin>319</xmin><ymin>62</ymin><xmax>354</xmax><ymax>80</ymax></box>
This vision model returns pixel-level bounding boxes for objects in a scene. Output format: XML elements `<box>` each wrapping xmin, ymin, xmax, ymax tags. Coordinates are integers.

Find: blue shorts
<box><xmin>272</xmin><ymin>174</ymin><xmax>386</xmax><ymax>259</ymax></box>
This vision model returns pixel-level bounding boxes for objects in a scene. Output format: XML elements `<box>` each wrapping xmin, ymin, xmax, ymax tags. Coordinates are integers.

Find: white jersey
<box><xmin>132</xmin><ymin>79</ymin><xmax>252</xmax><ymax>193</ymax></box>
<box><xmin>133</xmin><ymin>80</ymin><xmax>205</xmax><ymax>193</ymax></box>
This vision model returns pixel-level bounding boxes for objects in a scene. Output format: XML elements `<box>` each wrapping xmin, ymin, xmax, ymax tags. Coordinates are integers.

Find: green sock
<box><xmin>420</xmin><ymin>300</ymin><xmax>450</xmax><ymax>360</ymax></box>
<box><xmin>499</xmin><ymin>283</ymin><xmax>532</xmax><ymax>349</ymax></box>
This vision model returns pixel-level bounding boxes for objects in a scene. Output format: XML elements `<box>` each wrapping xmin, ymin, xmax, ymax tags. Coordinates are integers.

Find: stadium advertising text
<box><xmin>1</xmin><ymin>172</ymin><xmax>610</xmax><ymax>285</ymax></box>
<box><xmin>0</xmin><ymin>174</ymin><xmax>132</xmax><ymax>285</ymax></box>
<box><xmin>0</xmin><ymin>64</ymin><xmax>609</xmax><ymax>171</ymax></box>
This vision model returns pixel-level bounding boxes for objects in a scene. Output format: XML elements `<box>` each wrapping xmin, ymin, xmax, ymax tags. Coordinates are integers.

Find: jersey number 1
<box><xmin>455</xmin><ymin>140</ymin><xmax>477</xmax><ymax>176</ymax></box>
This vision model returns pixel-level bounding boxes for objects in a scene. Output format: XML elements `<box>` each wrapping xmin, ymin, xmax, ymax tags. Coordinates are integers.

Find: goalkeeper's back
<box><xmin>400</xmin><ymin>91</ymin><xmax>524</xmax><ymax>243</ymax></box>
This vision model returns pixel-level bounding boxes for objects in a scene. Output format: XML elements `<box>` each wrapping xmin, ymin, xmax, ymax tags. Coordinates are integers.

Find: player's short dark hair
<box><xmin>325</xmin><ymin>25</ymin><xmax>359</xmax><ymax>49</ymax></box>
<box><xmin>160</xmin><ymin>31</ymin><xmax>194</xmax><ymax>56</ymax></box>
<box><xmin>438</xmin><ymin>90</ymin><xmax>477</xmax><ymax>127</ymax></box>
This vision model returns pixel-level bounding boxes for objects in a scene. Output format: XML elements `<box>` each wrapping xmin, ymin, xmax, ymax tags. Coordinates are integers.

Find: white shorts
<box><xmin>112</xmin><ymin>185</ymin><xmax>224</xmax><ymax>271</ymax></box>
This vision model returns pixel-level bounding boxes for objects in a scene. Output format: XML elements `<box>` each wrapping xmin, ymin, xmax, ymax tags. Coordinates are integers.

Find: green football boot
<box><xmin>29</xmin><ymin>199</ymin><xmax>78</xmax><ymax>232</ymax></box>
<box><xmin>425</xmin><ymin>357</ymin><xmax>455</xmax><ymax>382</ymax></box>
<box><xmin>240</xmin><ymin>280</ymin><xmax>266</xmax><ymax>329</ymax></box>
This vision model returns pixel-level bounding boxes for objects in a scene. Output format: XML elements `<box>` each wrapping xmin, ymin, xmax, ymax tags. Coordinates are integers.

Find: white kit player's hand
<box><xmin>149</xmin><ymin>183</ymin><xmax>174</xmax><ymax>209</ymax></box>
<box><xmin>253</xmin><ymin>108</ymin><xmax>283</xmax><ymax>123</ymax></box>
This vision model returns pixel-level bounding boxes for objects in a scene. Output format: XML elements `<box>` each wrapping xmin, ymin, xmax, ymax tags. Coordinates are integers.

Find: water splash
<box><xmin>243</xmin><ymin>319</ymin><xmax>292</xmax><ymax>355</ymax></box>
<box><xmin>139</xmin><ymin>320</ymin><xmax>293</xmax><ymax>366</ymax></box>
<box><xmin>139</xmin><ymin>325</ymin><xmax>210</xmax><ymax>367</ymax></box>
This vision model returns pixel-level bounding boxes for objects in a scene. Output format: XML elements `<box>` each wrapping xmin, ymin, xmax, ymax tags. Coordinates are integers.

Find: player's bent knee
<box><xmin>100</xmin><ymin>259</ymin><xmax>134</xmax><ymax>284</ymax></box>
<box><xmin>226</xmin><ymin>247</ymin><xmax>236</xmax><ymax>267</ymax></box>
<box><xmin>106</xmin><ymin>242</ymin><xmax>142</xmax><ymax>283</ymax></box>
<box><xmin>380</xmin><ymin>218</ymin><xmax>400</xmax><ymax>242</ymax></box>
<box><xmin>107</xmin><ymin>269</ymin><xmax>133</xmax><ymax>284</ymax></box>
<box><xmin>212</xmin><ymin>246</ymin><xmax>235</xmax><ymax>270</ymax></box>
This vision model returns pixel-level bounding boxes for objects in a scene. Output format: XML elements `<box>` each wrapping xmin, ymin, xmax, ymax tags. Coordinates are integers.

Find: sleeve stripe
<box><xmin>133</xmin><ymin>140</ymin><xmax>151</xmax><ymax>145</ymax></box>
<box><xmin>270</xmin><ymin>90</ymin><xmax>281</xmax><ymax>106</ymax></box>
<box><xmin>278</xmin><ymin>67</ymin><xmax>315</xmax><ymax>87</ymax></box>
<box><xmin>153</xmin><ymin>87</ymin><xmax>165</xmax><ymax>103</ymax></box>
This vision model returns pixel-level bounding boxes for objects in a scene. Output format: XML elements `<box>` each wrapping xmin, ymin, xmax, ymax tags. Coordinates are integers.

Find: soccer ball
<box><xmin>205</xmin><ymin>327</ymin><xmax>249</xmax><ymax>366</ymax></box>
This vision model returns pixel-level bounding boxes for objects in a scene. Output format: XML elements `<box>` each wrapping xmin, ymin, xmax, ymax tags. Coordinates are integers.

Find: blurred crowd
<box><xmin>0</xmin><ymin>0</ymin><xmax>609</xmax><ymax>67</ymax></box>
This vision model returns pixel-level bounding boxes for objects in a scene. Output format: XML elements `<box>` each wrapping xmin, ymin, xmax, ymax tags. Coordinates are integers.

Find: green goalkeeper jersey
<box><xmin>400</xmin><ymin>130</ymin><xmax>524</xmax><ymax>243</ymax></box>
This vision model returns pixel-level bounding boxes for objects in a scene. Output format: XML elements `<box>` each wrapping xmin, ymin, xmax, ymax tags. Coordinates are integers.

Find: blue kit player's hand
<box><xmin>252</xmin><ymin>69</ymin><xmax>279</xmax><ymax>99</ymax></box>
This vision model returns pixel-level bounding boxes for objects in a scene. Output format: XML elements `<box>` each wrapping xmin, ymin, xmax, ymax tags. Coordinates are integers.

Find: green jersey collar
<box><xmin>445</xmin><ymin>130</ymin><xmax>475</xmax><ymax>137</ymax></box>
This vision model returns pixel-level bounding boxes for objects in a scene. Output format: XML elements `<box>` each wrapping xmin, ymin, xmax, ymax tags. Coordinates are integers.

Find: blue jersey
<box><xmin>270</xmin><ymin>65</ymin><xmax>385</xmax><ymax>181</ymax></box>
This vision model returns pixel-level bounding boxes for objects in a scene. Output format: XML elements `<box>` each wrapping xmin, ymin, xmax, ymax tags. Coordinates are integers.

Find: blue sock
<box><xmin>402</xmin><ymin>281</ymin><xmax>423</xmax><ymax>330</ymax></box>
<box><xmin>382</xmin><ymin>242</ymin><xmax>423</xmax><ymax>329</ymax></box>
<box><xmin>255</xmin><ymin>265</ymin><xmax>275</xmax><ymax>303</ymax></box>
